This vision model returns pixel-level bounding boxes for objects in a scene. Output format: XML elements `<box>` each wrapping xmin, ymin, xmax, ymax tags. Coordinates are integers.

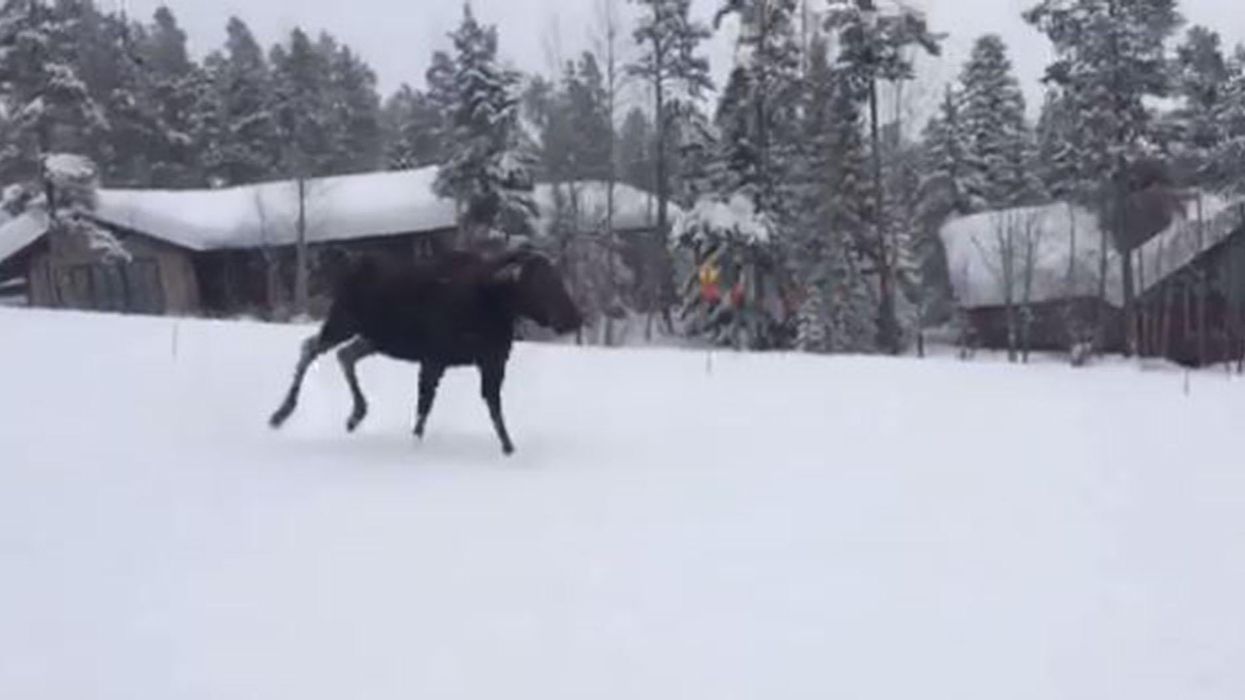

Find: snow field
<box><xmin>1</xmin><ymin>308</ymin><xmax>1243</xmax><ymax>699</ymax></box>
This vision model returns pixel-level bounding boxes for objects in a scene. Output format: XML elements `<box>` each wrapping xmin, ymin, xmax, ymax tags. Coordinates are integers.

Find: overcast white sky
<box><xmin>118</xmin><ymin>0</ymin><xmax>1245</xmax><ymax>116</ymax></box>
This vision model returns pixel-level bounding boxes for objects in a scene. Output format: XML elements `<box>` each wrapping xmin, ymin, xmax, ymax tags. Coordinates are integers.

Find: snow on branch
<box><xmin>41</xmin><ymin>153</ymin><xmax>131</xmax><ymax>263</ymax></box>
<box><xmin>673</xmin><ymin>193</ymin><xmax>774</xmax><ymax>247</ymax></box>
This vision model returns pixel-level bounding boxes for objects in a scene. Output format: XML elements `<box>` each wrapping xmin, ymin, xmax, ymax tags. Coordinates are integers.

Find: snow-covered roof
<box><xmin>0</xmin><ymin>209</ymin><xmax>50</xmax><ymax>265</ymax></box>
<box><xmin>943</xmin><ymin>203</ymin><xmax>1123</xmax><ymax>308</ymax></box>
<box><xmin>1134</xmin><ymin>194</ymin><xmax>1244</xmax><ymax>295</ymax></box>
<box><xmin>94</xmin><ymin>167</ymin><xmax>456</xmax><ymax>251</ymax></box>
<box><xmin>0</xmin><ymin>167</ymin><xmax>665</xmax><ymax>263</ymax></box>
<box><xmin>941</xmin><ymin>194</ymin><xmax>1245</xmax><ymax>310</ymax></box>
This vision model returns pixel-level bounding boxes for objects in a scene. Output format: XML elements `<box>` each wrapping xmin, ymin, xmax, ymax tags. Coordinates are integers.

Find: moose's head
<box><xmin>492</xmin><ymin>250</ymin><xmax>583</xmax><ymax>335</ymax></box>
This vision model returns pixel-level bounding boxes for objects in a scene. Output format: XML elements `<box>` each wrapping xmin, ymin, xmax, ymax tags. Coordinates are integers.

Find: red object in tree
<box><xmin>702</xmin><ymin>283</ymin><xmax>721</xmax><ymax>305</ymax></box>
<box><xmin>699</xmin><ymin>262</ymin><xmax>722</xmax><ymax>305</ymax></box>
<box><xmin>730</xmin><ymin>282</ymin><xmax>745</xmax><ymax>309</ymax></box>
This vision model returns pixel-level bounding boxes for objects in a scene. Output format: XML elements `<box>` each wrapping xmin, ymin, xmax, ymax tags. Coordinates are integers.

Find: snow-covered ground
<box><xmin>2</xmin><ymin>308</ymin><xmax>1243</xmax><ymax>700</ymax></box>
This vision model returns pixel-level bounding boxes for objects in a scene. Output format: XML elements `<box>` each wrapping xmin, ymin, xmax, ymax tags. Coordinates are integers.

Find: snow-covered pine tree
<box><xmin>628</xmin><ymin>0</ymin><xmax>713</xmax><ymax>229</ymax></box>
<box><xmin>627</xmin><ymin>0</ymin><xmax>713</xmax><ymax>330</ymax></box>
<box><xmin>540</xmin><ymin>54</ymin><xmax>613</xmax><ymax>187</ymax></box>
<box><xmin>270</xmin><ymin>29</ymin><xmax>335</xmax><ymax>177</ymax></box>
<box><xmin>536</xmin><ymin>52</ymin><xmax>623</xmax><ymax>340</ymax></box>
<box><xmin>1171</xmin><ymin>26</ymin><xmax>1231</xmax><ymax>187</ymax></box>
<box><xmin>0</xmin><ymin>0</ymin><xmax>108</xmax><ymax>186</ymax></box>
<box><xmin>85</xmin><ymin>10</ymin><xmax>160</xmax><ymax>188</ymax></box>
<box><xmin>564</xmin><ymin>53</ymin><xmax>614</xmax><ymax>184</ymax></box>
<box><xmin>714</xmin><ymin>0</ymin><xmax>803</xmax><ymax>213</ymax></box>
<box><xmin>424</xmin><ymin>49</ymin><xmax>457</xmax><ymax>147</ymax></box>
<box><xmin>1213</xmin><ymin>46</ymin><xmax>1245</xmax><ymax>197</ymax></box>
<box><xmin>671</xmin><ymin>0</ymin><xmax>804</xmax><ymax>350</ymax></box>
<box><xmin>203</xmin><ymin>17</ymin><xmax>279</xmax><ymax>186</ymax></box>
<box><xmin>673</xmin><ymin>192</ymin><xmax>788</xmax><ymax>349</ymax></box>
<box><xmin>824</xmin><ymin>74</ymin><xmax>881</xmax><ymax>353</ymax></box>
<box><xmin>382</xmin><ymin>84</ymin><xmax>445</xmax><ymax>169</ymax></box>
<box><xmin>1035</xmin><ymin>89</ymin><xmax>1087</xmax><ymax>203</ymax></box>
<box><xmin>0</xmin><ymin>1</ymin><xmax>126</xmax><ymax>258</ymax></box>
<box><xmin>792</xmin><ymin>34</ymin><xmax>836</xmax><ymax>353</ymax></box>
<box><xmin>434</xmin><ymin>3</ymin><xmax>536</xmax><ymax>244</ymax></box>
<box><xmin>1025</xmin><ymin>0</ymin><xmax>1183</xmax><ymax>353</ymax></box>
<box><xmin>822</xmin><ymin>0</ymin><xmax>942</xmax><ymax>354</ymax></box>
<box><xmin>143</xmin><ymin>7</ymin><xmax>205</xmax><ymax>187</ymax></box>
<box><xmin>958</xmin><ymin>34</ymin><xmax>1042</xmax><ymax>211</ymax></box>
<box><xmin>618</xmin><ymin>107</ymin><xmax>657</xmax><ymax>193</ymax></box>
<box><xmin>920</xmin><ymin>86</ymin><xmax>972</xmax><ymax>217</ymax></box>
<box><xmin>322</xmin><ymin>38</ymin><xmax>384</xmax><ymax>174</ymax></box>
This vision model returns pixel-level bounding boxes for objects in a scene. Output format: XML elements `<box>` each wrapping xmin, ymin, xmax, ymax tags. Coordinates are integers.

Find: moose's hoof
<box><xmin>346</xmin><ymin>411</ymin><xmax>366</xmax><ymax>433</ymax></box>
<box><xmin>502</xmin><ymin>444</ymin><xmax>516</xmax><ymax>457</ymax></box>
<box><xmin>270</xmin><ymin>405</ymin><xmax>292</xmax><ymax>429</ymax></box>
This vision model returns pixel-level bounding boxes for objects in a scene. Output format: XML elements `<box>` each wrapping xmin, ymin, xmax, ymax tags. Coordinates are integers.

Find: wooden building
<box><xmin>941</xmin><ymin>196</ymin><xmax>1245</xmax><ymax>366</ymax></box>
<box><xmin>1135</xmin><ymin>212</ymin><xmax>1245</xmax><ymax>366</ymax></box>
<box><xmin>0</xmin><ymin>167</ymin><xmax>662</xmax><ymax>320</ymax></box>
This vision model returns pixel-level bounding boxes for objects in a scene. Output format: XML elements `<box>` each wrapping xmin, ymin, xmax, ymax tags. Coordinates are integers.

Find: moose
<box><xmin>268</xmin><ymin>247</ymin><xmax>583</xmax><ymax>455</ymax></box>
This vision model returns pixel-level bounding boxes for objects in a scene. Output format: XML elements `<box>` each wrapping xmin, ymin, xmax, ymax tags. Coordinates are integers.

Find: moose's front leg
<box><xmin>478</xmin><ymin>359</ymin><xmax>515</xmax><ymax>456</ymax></box>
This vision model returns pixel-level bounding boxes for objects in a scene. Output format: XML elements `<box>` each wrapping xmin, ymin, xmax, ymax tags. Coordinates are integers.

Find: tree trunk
<box><xmin>869</xmin><ymin>74</ymin><xmax>897</xmax><ymax>355</ymax></box>
<box><xmin>295</xmin><ymin>177</ymin><xmax>309</xmax><ymax>317</ymax></box>
<box><xmin>1097</xmin><ymin>221</ymin><xmax>1109</xmax><ymax>353</ymax></box>
<box><xmin>653</xmin><ymin>36</ymin><xmax>669</xmax><ymax>333</ymax></box>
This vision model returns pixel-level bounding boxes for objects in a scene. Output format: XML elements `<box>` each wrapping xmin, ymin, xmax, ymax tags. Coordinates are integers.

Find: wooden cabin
<box><xmin>0</xmin><ymin>168</ymin><xmax>662</xmax><ymax>320</ymax></box>
<box><xmin>1135</xmin><ymin>209</ymin><xmax>1245</xmax><ymax>366</ymax></box>
<box><xmin>940</xmin><ymin>196</ymin><xmax>1245</xmax><ymax>366</ymax></box>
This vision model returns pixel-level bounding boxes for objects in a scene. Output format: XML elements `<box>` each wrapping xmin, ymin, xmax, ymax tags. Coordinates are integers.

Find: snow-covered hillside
<box><xmin>1</xmin><ymin>308</ymin><xmax>1243</xmax><ymax>700</ymax></box>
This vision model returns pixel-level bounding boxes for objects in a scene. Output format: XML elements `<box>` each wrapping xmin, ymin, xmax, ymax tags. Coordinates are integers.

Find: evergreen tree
<box><xmin>143</xmin><ymin>7</ymin><xmax>204</xmax><ymax>187</ymax></box>
<box><xmin>538</xmin><ymin>53</ymin><xmax>614</xmax><ymax>186</ymax></box>
<box><xmin>920</xmin><ymin>86</ymin><xmax>972</xmax><ymax>214</ymax></box>
<box><xmin>1025</xmin><ymin>0</ymin><xmax>1183</xmax><ymax>352</ymax></box>
<box><xmin>324</xmin><ymin>41</ymin><xmax>384</xmax><ymax>174</ymax></box>
<box><xmin>434</xmin><ymin>3</ymin><xmax>536</xmax><ymax>242</ymax></box>
<box><xmin>0</xmin><ymin>3</ymin><xmax>125</xmax><ymax>257</ymax></box>
<box><xmin>424</xmin><ymin>49</ymin><xmax>457</xmax><ymax>140</ymax></box>
<box><xmin>958</xmin><ymin>34</ymin><xmax>1041</xmax><ymax>210</ymax></box>
<box><xmin>627</xmin><ymin>0</ymin><xmax>713</xmax><ymax>322</ymax></box>
<box><xmin>1035</xmin><ymin>89</ymin><xmax>1087</xmax><ymax>202</ymax></box>
<box><xmin>1171</xmin><ymin>26</ymin><xmax>1230</xmax><ymax>186</ymax></box>
<box><xmin>204</xmin><ymin>17</ymin><xmax>279</xmax><ymax>185</ymax></box>
<box><xmin>1212</xmin><ymin>46</ymin><xmax>1245</xmax><ymax>196</ymax></box>
<box><xmin>270</xmin><ymin>28</ymin><xmax>334</xmax><ymax>177</ymax></box>
<box><xmin>382</xmin><ymin>84</ymin><xmax>444</xmax><ymax>169</ymax></box>
<box><xmin>618</xmin><ymin>107</ymin><xmax>657</xmax><ymax>193</ymax></box>
<box><xmin>822</xmin><ymin>0</ymin><xmax>942</xmax><ymax>354</ymax></box>
<box><xmin>563</xmin><ymin>53</ymin><xmax>614</xmax><ymax>183</ymax></box>
<box><xmin>713</xmin><ymin>0</ymin><xmax>803</xmax><ymax>213</ymax></box>
<box><xmin>0</xmin><ymin>0</ymin><xmax>109</xmax><ymax>185</ymax></box>
<box><xmin>793</xmin><ymin>35</ymin><xmax>876</xmax><ymax>353</ymax></box>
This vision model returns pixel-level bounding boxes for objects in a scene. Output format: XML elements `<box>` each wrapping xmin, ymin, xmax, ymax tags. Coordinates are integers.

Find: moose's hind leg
<box><xmin>339</xmin><ymin>337</ymin><xmax>377</xmax><ymax>433</ymax></box>
<box><xmin>270</xmin><ymin>334</ymin><xmax>330</xmax><ymax>429</ymax></box>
